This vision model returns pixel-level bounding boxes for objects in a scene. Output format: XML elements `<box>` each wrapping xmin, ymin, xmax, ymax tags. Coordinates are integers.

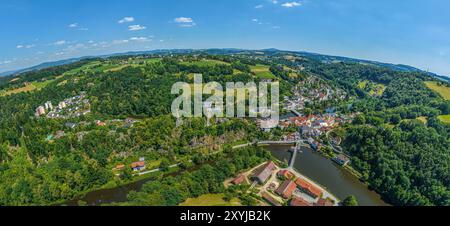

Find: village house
<box><xmin>96</xmin><ymin>120</ymin><xmax>106</xmax><ymax>127</ymax></box>
<box><xmin>295</xmin><ymin>178</ymin><xmax>323</xmax><ymax>199</ymax></box>
<box><xmin>257</xmin><ymin>119</ymin><xmax>279</xmax><ymax>132</ymax></box>
<box><xmin>35</xmin><ymin>106</ymin><xmax>46</xmax><ymax>117</ymax></box>
<box><xmin>231</xmin><ymin>174</ymin><xmax>247</xmax><ymax>185</ymax></box>
<box><xmin>44</xmin><ymin>101</ymin><xmax>53</xmax><ymax>111</ymax></box>
<box><xmin>131</xmin><ymin>161</ymin><xmax>146</xmax><ymax>172</ymax></box>
<box><xmin>332</xmin><ymin>154</ymin><xmax>350</xmax><ymax>166</ymax></box>
<box><xmin>251</xmin><ymin>161</ymin><xmax>277</xmax><ymax>184</ymax></box>
<box><xmin>277</xmin><ymin>170</ymin><xmax>294</xmax><ymax>180</ymax></box>
<box><xmin>58</xmin><ymin>101</ymin><xmax>67</xmax><ymax>109</ymax></box>
<box><xmin>315</xmin><ymin>198</ymin><xmax>335</xmax><ymax>207</ymax></box>
<box><xmin>275</xmin><ymin>180</ymin><xmax>297</xmax><ymax>199</ymax></box>
<box><xmin>261</xmin><ymin>192</ymin><xmax>282</xmax><ymax>207</ymax></box>
<box><xmin>114</xmin><ymin>164</ymin><xmax>125</xmax><ymax>171</ymax></box>
<box><xmin>290</xmin><ymin>197</ymin><xmax>312</xmax><ymax>206</ymax></box>
<box><xmin>283</xmin><ymin>132</ymin><xmax>300</xmax><ymax>142</ymax></box>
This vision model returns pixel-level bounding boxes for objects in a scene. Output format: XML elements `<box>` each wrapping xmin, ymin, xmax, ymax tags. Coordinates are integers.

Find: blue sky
<box><xmin>1</xmin><ymin>0</ymin><xmax>450</xmax><ymax>76</ymax></box>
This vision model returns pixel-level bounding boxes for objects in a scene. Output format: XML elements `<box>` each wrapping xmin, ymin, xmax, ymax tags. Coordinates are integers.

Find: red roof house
<box><xmin>130</xmin><ymin>161</ymin><xmax>146</xmax><ymax>171</ymax></box>
<box><xmin>114</xmin><ymin>164</ymin><xmax>125</xmax><ymax>171</ymax></box>
<box><xmin>315</xmin><ymin>198</ymin><xmax>334</xmax><ymax>206</ymax></box>
<box><xmin>252</xmin><ymin>161</ymin><xmax>277</xmax><ymax>184</ymax></box>
<box><xmin>277</xmin><ymin>170</ymin><xmax>294</xmax><ymax>180</ymax></box>
<box><xmin>262</xmin><ymin>192</ymin><xmax>282</xmax><ymax>206</ymax></box>
<box><xmin>295</xmin><ymin>178</ymin><xmax>323</xmax><ymax>198</ymax></box>
<box><xmin>290</xmin><ymin>197</ymin><xmax>312</xmax><ymax>206</ymax></box>
<box><xmin>231</xmin><ymin>174</ymin><xmax>246</xmax><ymax>185</ymax></box>
<box><xmin>275</xmin><ymin>180</ymin><xmax>297</xmax><ymax>199</ymax></box>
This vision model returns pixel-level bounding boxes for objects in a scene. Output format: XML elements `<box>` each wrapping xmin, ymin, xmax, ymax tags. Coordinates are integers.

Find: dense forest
<box><xmin>0</xmin><ymin>51</ymin><xmax>448</xmax><ymax>206</ymax></box>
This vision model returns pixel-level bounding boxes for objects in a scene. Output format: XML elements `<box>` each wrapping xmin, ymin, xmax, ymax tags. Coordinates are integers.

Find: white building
<box><xmin>35</xmin><ymin>106</ymin><xmax>46</xmax><ymax>117</ymax></box>
<box><xmin>258</xmin><ymin>119</ymin><xmax>279</xmax><ymax>132</ymax></box>
<box><xmin>44</xmin><ymin>101</ymin><xmax>53</xmax><ymax>111</ymax></box>
<box><xmin>58</xmin><ymin>101</ymin><xmax>67</xmax><ymax>109</ymax></box>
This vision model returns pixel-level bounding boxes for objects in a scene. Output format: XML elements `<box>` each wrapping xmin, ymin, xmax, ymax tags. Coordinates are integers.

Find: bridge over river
<box><xmin>258</xmin><ymin>139</ymin><xmax>309</xmax><ymax>169</ymax></box>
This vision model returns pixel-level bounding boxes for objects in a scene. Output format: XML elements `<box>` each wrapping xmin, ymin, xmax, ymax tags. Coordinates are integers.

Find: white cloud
<box><xmin>129</xmin><ymin>37</ymin><xmax>152</xmax><ymax>42</ymax></box>
<box><xmin>54</xmin><ymin>40</ymin><xmax>67</xmax><ymax>45</ymax></box>
<box><xmin>64</xmin><ymin>43</ymin><xmax>86</xmax><ymax>53</ymax></box>
<box><xmin>252</xmin><ymin>19</ymin><xmax>259</xmax><ymax>22</ymax></box>
<box><xmin>69</xmin><ymin>23</ymin><xmax>88</xmax><ymax>31</ymax></box>
<box><xmin>174</xmin><ymin>17</ymin><xmax>193</xmax><ymax>23</ymax></box>
<box><xmin>128</xmin><ymin>25</ymin><xmax>146</xmax><ymax>31</ymax></box>
<box><xmin>174</xmin><ymin>17</ymin><xmax>196</xmax><ymax>27</ymax></box>
<box><xmin>0</xmin><ymin>60</ymin><xmax>12</xmax><ymax>65</ymax></box>
<box><xmin>272</xmin><ymin>0</ymin><xmax>279</xmax><ymax>4</ymax></box>
<box><xmin>118</xmin><ymin>17</ymin><xmax>135</xmax><ymax>24</ymax></box>
<box><xmin>281</xmin><ymin>1</ymin><xmax>302</xmax><ymax>8</ymax></box>
<box><xmin>16</xmin><ymin>44</ymin><xmax>35</xmax><ymax>49</ymax></box>
<box><xmin>255</xmin><ymin>4</ymin><xmax>263</xmax><ymax>9</ymax></box>
<box><xmin>112</xmin><ymin>39</ymin><xmax>130</xmax><ymax>45</ymax></box>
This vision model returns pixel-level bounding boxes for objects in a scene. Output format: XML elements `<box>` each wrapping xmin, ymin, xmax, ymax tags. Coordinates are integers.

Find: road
<box><xmin>138</xmin><ymin>163</ymin><xmax>181</xmax><ymax>176</ymax></box>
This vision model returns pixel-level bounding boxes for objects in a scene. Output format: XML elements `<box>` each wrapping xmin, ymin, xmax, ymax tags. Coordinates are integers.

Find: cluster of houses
<box><xmin>284</xmin><ymin>76</ymin><xmax>347</xmax><ymax>112</ymax></box>
<box><xmin>35</xmin><ymin>93</ymin><xmax>91</xmax><ymax>119</ymax></box>
<box><xmin>114</xmin><ymin>157</ymin><xmax>147</xmax><ymax>172</ymax></box>
<box><xmin>279</xmin><ymin>113</ymin><xmax>355</xmax><ymax>151</ymax></box>
<box><xmin>230</xmin><ymin>161</ymin><xmax>337</xmax><ymax>207</ymax></box>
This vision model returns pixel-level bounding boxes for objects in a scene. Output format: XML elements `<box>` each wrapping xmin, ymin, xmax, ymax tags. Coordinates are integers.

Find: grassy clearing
<box><xmin>358</xmin><ymin>81</ymin><xmax>368</xmax><ymax>89</ymax></box>
<box><xmin>358</xmin><ymin>80</ymin><xmax>386</xmax><ymax>97</ymax></box>
<box><xmin>250</xmin><ymin>64</ymin><xmax>270</xmax><ymax>73</ymax></box>
<box><xmin>104</xmin><ymin>65</ymin><xmax>130</xmax><ymax>73</ymax></box>
<box><xmin>425</xmin><ymin>81</ymin><xmax>450</xmax><ymax>100</ymax></box>
<box><xmin>250</xmin><ymin>64</ymin><xmax>276</xmax><ymax>79</ymax></box>
<box><xmin>438</xmin><ymin>115</ymin><xmax>450</xmax><ymax>124</ymax></box>
<box><xmin>417</xmin><ymin>116</ymin><xmax>428</xmax><ymax>124</ymax></box>
<box><xmin>180</xmin><ymin>194</ymin><xmax>241</xmax><ymax>206</ymax></box>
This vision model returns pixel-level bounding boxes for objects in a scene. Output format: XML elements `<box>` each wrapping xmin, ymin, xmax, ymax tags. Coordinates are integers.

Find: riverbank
<box><xmin>267</xmin><ymin>145</ymin><xmax>388</xmax><ymax>206</ymax></box>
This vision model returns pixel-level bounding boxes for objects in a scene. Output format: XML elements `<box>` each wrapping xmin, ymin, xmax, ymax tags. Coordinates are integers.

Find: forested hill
<box><xmin>2</xmin><ymin>49</ymin><xmax>449</xmax><ymax>83</ymax></box>
<box><xmin>0</xmin><ymin>52</ymin><xmax>448</xmax><ymax>206</ymax></box>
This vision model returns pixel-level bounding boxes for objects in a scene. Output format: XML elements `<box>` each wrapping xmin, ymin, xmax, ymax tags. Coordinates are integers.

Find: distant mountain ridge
<box><xmin>1</xmin><ymin>48</ymin><xmax>449</xmax><ymax>82</ymax></box>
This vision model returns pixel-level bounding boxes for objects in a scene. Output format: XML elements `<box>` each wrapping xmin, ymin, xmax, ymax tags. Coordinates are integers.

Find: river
<box><xmin>66</xmin><ymin>143</ymin><xmax>388</xmax><ymax>206</ymax></box>
<box><xmin>266</xmin><ymin>144</ymin><xmax>389</xmax><ymax>206</ymax></box>
<box><xmin>65</xmin><ymin>166</ymin><xmax>197</xmax><ymax>206</ymax></box>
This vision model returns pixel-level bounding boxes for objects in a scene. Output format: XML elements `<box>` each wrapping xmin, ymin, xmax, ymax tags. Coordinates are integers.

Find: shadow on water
<box><xmin>266</xmin><ymin>144</ymin><xmax>389</xmax><ymax>206</ymax></box>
